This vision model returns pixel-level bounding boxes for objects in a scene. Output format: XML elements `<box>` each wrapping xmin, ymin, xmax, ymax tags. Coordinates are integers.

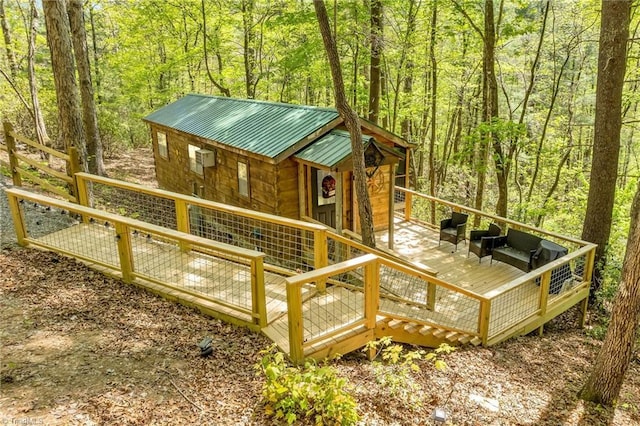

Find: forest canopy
<box><xmin>1</xmin><ymin>0</ymin><xmax>639</xmax><ymax>263</ymax></box>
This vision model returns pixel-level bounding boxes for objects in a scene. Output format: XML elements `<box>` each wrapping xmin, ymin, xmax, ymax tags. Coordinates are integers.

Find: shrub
<box><xmin>255</xmin><ymin>345</ymin><xmax>358</xmax><ymax>425</ymax></box>
<box><xmin>364</xmin><ymin>337</ymin><xmax>455</xmax><ymax>408</ymax></box>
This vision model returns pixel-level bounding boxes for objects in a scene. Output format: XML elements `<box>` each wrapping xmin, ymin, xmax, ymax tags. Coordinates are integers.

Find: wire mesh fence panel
<box><xmin>90</xmin><ymin>182</ymin><xmax>178</xmax><ymax>230</ymax></box>
<box><xmin>301</xmin><ymin>270</ymin><xmax>366</xmax><ymax>344</ymax></box>
<box><xmin>378</xmin><ymin>274</ymin><xmax>482</xmax><ymax>334</ymax></box>
<box><xmin>327</xmin><ymin>234</ymin><xmax>367</xmax><ymax>266</ymax></box>
<box><xmin>129</xmin><ymin>227</ymin><xmax>254</xmax><ymax>314</ymax></box>
<box><xmin>378</xmin><ymin>264</ymin><xmax>429</xmax><ymax>306</ymax></box>
<box><xmin>488</xmin><ymin>279</ymin><xmax>540</xmax><ymax>337</ymax></box>
<box><xmin>32</xmin><ymin>215</ymin><xmax>121</xmax><ymax>270</ymax></box>
<box><xmin>188</xmin><ymin>204</ymin><xmax>315</xmax><ymax>272</ymax></box>
<box><xmin>548</xmin><ymin>253</ymin><xmax>587</xmax><ymax>299</ymax></box>
<box><xmin>19</xmin><ymin>200</ymin><xmax>81</xmax><ymax>239</ymax></box>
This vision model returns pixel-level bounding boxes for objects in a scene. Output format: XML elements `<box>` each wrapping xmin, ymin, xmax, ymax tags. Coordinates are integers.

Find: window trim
<box><xmin>237</xmin><ymin>160</ymin><xmax>250</xmax><ymax>198</ymax></box>
<box><xmin>188</xmin><ymin>144</ymin><xmax>203</xmax><ymax>175</ymax></box>
<box><xmin>156</xmin><ymin>131</ymin><xmax>168</xmax><ymax>159</ymax></box>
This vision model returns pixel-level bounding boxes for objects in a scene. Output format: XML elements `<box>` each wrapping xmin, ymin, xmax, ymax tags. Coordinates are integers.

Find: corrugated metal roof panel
<box><xmin>143</xmin><ymin>94</ymin><xmax>340</xmax><ymax>159</ymax></box>
<box><xmin>294</xmin><ymin>130</ymin><xmax>374</xmax><ymax>169</ymax></box>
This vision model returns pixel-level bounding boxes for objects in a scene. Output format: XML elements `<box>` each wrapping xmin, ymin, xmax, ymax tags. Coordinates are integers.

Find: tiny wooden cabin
<box><xmin>144</xmin><ymin>94</ymin><xmax>412</xmax><ymax>234</ymax></box>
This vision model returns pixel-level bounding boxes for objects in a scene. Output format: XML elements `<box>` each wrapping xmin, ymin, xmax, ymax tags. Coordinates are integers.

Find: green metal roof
<box><xmin>144</xmin><ymin>94</ymin><xmax>340</xmax><ymax>159</ymax></box>
<box><xmin>294</xmin><ymin>130</ymin><xmax>375</xmax><ymax>169</ymax></box>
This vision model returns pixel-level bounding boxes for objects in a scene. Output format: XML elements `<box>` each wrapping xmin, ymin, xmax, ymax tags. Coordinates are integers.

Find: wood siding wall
<box><xmin>151</xmin><ymin>124</ymin><xmax>294</xmax><ymax>217</ymax></box>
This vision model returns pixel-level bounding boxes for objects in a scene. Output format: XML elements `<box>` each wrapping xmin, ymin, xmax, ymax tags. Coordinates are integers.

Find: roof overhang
<box><xmin>293</xmin><ymin>129</ymin><xmax>403</xmax><ymax>172</ymax></box>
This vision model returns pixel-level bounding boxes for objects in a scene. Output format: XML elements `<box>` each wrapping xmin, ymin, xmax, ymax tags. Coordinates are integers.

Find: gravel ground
<box><xmin>0</xmin><ymin>176</ymin><xmax>17</xmax><ymax>248</ymax></box>
<box><xmin>0</xmin><ymin>175</ymin><xmax>78</xmax><ymax>249</ymax></box>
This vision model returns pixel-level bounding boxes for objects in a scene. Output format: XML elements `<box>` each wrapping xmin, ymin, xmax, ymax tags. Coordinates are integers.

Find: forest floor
<box><xmin>1</xmin><ymin>148</ymin><xmax>639</xmax><ymax>425</ymax></box>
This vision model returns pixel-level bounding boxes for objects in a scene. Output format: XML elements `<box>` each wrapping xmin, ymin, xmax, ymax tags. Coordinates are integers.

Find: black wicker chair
<box><xmin>468</xmin><ymin>223</ymin><xmax>502</xmax><ymax>263</ymax></box>
<box><xmin>439</xmin><ymin>212</ymin><xmax>468</xmax><ymax>252</ymax></box>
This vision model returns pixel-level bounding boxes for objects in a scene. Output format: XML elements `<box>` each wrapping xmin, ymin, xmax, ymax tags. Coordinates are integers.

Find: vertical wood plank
<box><xmin>286</xmin><ymin>281</ymin><xmax>304</xmax><ymax>364</ymax></box>
<box><xmin>252</xmin><ymin>255</ymin><xmax>267</xmax><ymax>328</ymax></box>
<box><xmin>388</xmin><ymin>166</ymin><xmax>395</xmax><ymax>250</ymax></box>
<box><xmin>115</xmin><ymin>222</ymin><xmax>134</xmax><ymax>282</ymax></box>
<box><xmin>479</xmin><ymin>299</ymin><xmax>491</xmax><ymax>345</ymax></box>
<box><xmin>404</xmin><ymin>191</ymin><xmax>412</xmax><ymax>221</ymax></box>
<box><xmin>3</xmin><ymin>122</ymin><xmax>21</xmax><ymax>186</ymax></box>
<box><xmin>175</xmin><ymin>199</ymin><xmax>190</xmax><ymax>252</ymax></box>
<box><xmin>297</xmin><ymin>163</ymin><xmax>306</xmax><ymax>219</ymax></box>
<box><xmin>335</xmin><ymin>171</ymin><xmax>343</xmax><ymax>234</ymax></box>
<box><xmin>6</xmin><ymin>192</ymin><xmax>27</xmax><ymax>246</ymax></box>
<box><xmin>538</xmin><ymin>270</ymin><xmax>551</xmax><ymax>317</ymax></box>
<box><xmin>426</xmin><ymin>281</ymin><xmax>436</xmax><ymax>311</ymax></box>
<box><xmin>68</xmin><ymin>147</ymin><xmax>82</xmax><ymax>200</ymax></box>
<box><xmin>364</xmin><ymin>258</ymin><xmax>379</xmax><ymax>329</ymax></box>
<box><xmin>314</xmin><ymin>229</ymin><xmax>328</xmax><ymax>292</ymax></box>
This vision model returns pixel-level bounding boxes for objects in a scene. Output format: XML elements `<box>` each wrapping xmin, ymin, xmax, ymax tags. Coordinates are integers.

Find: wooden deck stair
<box><xmin>376</xmin><ymin>317</ymin><xmax>482</xmax><ymax>348</ymax></box>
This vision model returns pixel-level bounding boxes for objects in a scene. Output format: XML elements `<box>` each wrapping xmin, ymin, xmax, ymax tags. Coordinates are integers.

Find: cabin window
<box><xmin>238</xmin><ymin>161</ymin><xmax>249</xmax><ymax>197</ymax></box>
<box><xmin>157</xmin><ymin>131</ymin><xmax>168</xmax><ymax>159</ymax></box>
<box><xmin>188</xmin><ymin>144</ymin><xmax>203</xmax><ymax>175</ymax></box>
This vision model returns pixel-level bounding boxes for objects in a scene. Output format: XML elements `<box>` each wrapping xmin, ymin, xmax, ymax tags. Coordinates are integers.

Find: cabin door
<box><xmin>311</xmin><ymin>168</ymin><xmax>336</xmax><ymax>228</ymax></box>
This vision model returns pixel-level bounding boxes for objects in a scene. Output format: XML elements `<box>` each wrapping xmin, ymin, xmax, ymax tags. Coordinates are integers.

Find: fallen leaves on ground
<box><xmin>1</xmin><ymin>248</ymin><xmax>638</xmax><ymax>425</ymax></box>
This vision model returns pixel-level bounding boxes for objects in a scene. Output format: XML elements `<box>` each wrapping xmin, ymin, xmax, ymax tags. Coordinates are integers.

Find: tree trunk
<box><xmin>581</xmin><ymin>0</ymin><xmax>631</xmax><ymax>290</ymax></box>
<box><xmin>428</xmin><ymin>0</ymin><xmax>437</xmax><ymax>223</ymax></box>
<box><xmin>68</xmin><ymin>0</ymin><xmax>104</xmax><ymax>176</ymax></box>
<box><xmin>314</xmin><ymin>0</ymin><xmax>376</xmax><ymax>248</ymax></box>
<box><xmin>0</xmin><ymin>0</ymin><xmax>18</xmax><ymax>79</ymax></box>
<box><xmin>580</xmin><ymin>181</ymin><xmax>640</xmax><ymax>405</ymax></box>
<box><xmin>242</xmin><ymin>0</ymin><xmax>256</xmax><ymax>99</ymax></box>
<box><xmin>368</xmin><ymin>0</ymin><xmax>382</xmax><ymax>124</ymax></box>
<box><xmin>88</xmin><ymin>3</ymin><xmax>101</xmax><ymax>104</ymax></box>
<box><xmin>201</xmin><ymin>0</ymin><xmax>231</xmax><ymax>97</ymax></box>
<box><xmin>27</xmin><ymin>0</ymin><xmax>51</xmax><ymax>151</ymax></box>
<box><xmin>43</xmin><ymin>0</ymin><xmax>87</xmax><ymax>172</ymax></box>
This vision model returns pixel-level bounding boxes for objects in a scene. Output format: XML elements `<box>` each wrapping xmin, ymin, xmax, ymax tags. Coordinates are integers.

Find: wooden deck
<box><xmin>34</xmin><ymin>223</ymin><xmax>317</xmax><ymax>325</ymax></box>
<box><xmin>7</xmin><ymin>183</ymin><xmax>593</xmax><ymax>362</ymax></box>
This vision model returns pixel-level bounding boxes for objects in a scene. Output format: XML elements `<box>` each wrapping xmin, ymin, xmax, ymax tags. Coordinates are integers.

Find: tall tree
<box><xmin>580</xmin><ymin>181</ymin><xmax>640</xmax><ymax>404</ymax></box>
<box><xmin>314</xmin><ymin>0</ymin><xmax>376</xmax><ymax>247</ymax></box>
<box><xmin>0</xmin><ymin>0</ymin><xmax>18</xmax><ymax>79</ymax></box>
<box><xmin>367</xmin><ymin>0</ymin><xmax>382</xmax><ymax>123</ymax></box>
<box><xmin>581</xmin><ymin>0</ymin><xmax>631</xmax><ymax>289</ymax></box>
<box><xmin>68</xmin><ymin>0</ymin><xmax>104</xmax><ymax>175</ymax></box>
<box><xmin>27</xmin><ymin>0</ymin><xmax>51</xmax><ymax>149</ymax></box>
<box><xmin>43</xmin><ymin>0</ymin><xmax>87</xmax><ymax>170</ymax></box>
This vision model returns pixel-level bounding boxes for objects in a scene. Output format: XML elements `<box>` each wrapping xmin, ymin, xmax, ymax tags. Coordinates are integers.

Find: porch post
<box><xmin>335</xmin><ymin>171</ymin><xmax>343</xmax><ymax>234</ymax></box>
<box><xmin>388</xmin><ymin>165</ymin><xmax>395</xmax><ymax>250</ymax></box>
<box><xmin>297</xmin><ymin>163</ymin><xmax>306</xmax><ymax>219</ymax></box>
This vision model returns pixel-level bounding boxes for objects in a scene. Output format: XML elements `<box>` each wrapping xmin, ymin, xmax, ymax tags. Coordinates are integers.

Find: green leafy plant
<box><xmin>364</xmin><ymin>337</ymin><xmax>455</xmax><ymax>408</ymax></box>
<box><xmin>255</xmin><ymin>345</ymin><xmax>358</xmax><ymax>425</ymax></box>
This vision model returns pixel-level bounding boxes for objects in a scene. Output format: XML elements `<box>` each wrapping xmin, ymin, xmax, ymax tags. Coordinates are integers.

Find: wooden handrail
<box><xmin>9</xmin><ymin>131</ymin><xmax>71</xmax><ymax>162</ymax></box>
<box><xmin>9</xmin><ymin>187</ymin><xmax>265</xmax><ymax>259</ymax></box>
<box><xmin>13</xmin><ymin>152</ymin><xmax>74</xmax><ymax>183</ymax></box>
<box><xmin>395</xmin><ymin>186</ymin><xmax>590</xmax><ymax>247</ymax></box>
<box><xmin>7</xmin><ymin>187</ymin><xmax>268</xmax><ymax>326</ymax></box>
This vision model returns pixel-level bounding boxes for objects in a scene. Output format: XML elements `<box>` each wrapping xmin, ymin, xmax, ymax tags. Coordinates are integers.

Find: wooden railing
<box><xmin>2</xmin><ymin>122</ymin><xmax>81</xmax><ymax>202</ymax></box>
<box><xmin>284</xmin><ymin>253</ymin><xmax>491</xmax><ymax>363</ymax></box>
<box><xmin>395</xmin><ymin>186</ymin><xmax>595</xmax><ymax>344</ymax></box>
<box><xmin>5</xmin><ymin>187</ymin><xmax>268</xmax><ymax>329</ymax></box>
<box><xmin>395</xmin><ymin>186</ymin><xmax>589</xmax><ymax>249</ymax></box>
<box><xmin>3</xmin><ymin>169</ymin><xmax>595</xmax><ymax>360</ymax></box>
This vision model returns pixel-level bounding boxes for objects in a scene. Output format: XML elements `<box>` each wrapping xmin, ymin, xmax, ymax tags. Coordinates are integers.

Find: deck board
<box><xmin>377</xmin><ymin>219</ymin><xmax>526</xmax><ymax>296</ymax></box>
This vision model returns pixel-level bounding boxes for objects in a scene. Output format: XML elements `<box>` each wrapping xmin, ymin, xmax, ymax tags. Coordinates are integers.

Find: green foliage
<box><xmin>255</xmin><ymin>345</ymin><xmax>358</xmax><ymax>426</ymax></box>
<box><xmin>363</xmin><ymin>337</ymin><xmax>455</xmax><ymax>408</ymax></box>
